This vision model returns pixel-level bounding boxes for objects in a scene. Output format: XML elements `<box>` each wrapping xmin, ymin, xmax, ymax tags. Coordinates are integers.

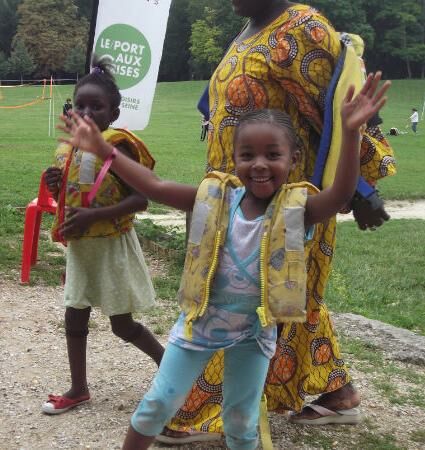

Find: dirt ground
<box><xmin>1</xmin><ymin>200</ymin><xmax>425</xmax><ymax>450</ymax></box>
<box><xmin>1</xmin><ymin>275</ymin><xmax>425</xmax><ymax>450</ymax></box>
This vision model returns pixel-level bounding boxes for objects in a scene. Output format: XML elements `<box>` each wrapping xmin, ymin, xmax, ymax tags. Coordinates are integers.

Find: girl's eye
<box><xmin>268</xmin><ymin>152</ymin><xmax>281</xmax><ymax>159</ymax></box>
<box><xmin>239</xmin><ymin>153</ymin><xmax>252</xmax><ymax>160</ymax></box>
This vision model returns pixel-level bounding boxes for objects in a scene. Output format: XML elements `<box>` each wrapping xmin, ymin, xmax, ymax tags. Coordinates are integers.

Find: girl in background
<box><xmin>42</xmin><ymin>56</ymin><xmax>164</xmax><ymax>415</ymax></box>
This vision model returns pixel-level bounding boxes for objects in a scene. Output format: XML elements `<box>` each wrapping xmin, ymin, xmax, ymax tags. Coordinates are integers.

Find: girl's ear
<box><xmin>110</xmin><ymin>108</ymin><xmax>120</xmax><ymax>124</ymax></box>
<box><xmin>291</xmin><ymin>149</ymin><xmax>300</xmax><ymax>169</ymax></box>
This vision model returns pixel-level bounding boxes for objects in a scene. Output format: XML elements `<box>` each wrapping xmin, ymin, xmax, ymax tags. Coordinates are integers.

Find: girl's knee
<box><xmin>131</xmin><ymin>392</ymin><xmax>186</xmax><ymax>437</ymax></box>
<box><xmin>110</xmin><ymin>314</ymin><xmax>142</xmax><ymax>342</ymax></box>
<box><xmin>65</xmin><ymin>307</ymin><xmax>90</xmax><ymax>338</ymax></box>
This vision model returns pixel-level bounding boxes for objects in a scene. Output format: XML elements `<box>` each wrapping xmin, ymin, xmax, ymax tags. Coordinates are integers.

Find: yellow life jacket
<box><xmin>52</xmin><ymin>128</ymin><xmax>155</xmax><ymax>241</ymax></box>
<box><xmin>178</xmin><ymin>171</ymin><xmax>319</xmax><ymax>338</ymax></box>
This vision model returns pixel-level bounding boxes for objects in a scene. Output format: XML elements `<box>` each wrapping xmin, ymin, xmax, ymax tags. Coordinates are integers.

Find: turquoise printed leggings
<box><xmin>131</xmin><ymin>339</ymin><xmax>270</xmax><ymax>450</ymax></box>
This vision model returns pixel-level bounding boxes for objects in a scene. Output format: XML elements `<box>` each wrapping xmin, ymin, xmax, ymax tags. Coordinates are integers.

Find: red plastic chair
<box><xmin>21</xmin><ymin>171</ymin><xmax>58</xmax><ymax>283</ymax></box>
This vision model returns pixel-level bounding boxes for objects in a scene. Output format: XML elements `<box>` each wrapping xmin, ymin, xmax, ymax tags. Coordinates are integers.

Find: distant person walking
<box><xmin>63</xmin><ymin>98</ymin><xmax>73</xmax><ymax>118</ymax></box>
<box><xmin>409</xmin><ymin>108</ymin><xmax>419</xmax><ymax>133</ymax></box>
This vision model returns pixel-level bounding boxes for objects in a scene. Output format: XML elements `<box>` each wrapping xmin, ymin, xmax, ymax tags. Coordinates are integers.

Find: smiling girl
<box><xmin>59</xmin><ymin>72</ymin><xmax>389</xmax><ymax>449</ymax></box>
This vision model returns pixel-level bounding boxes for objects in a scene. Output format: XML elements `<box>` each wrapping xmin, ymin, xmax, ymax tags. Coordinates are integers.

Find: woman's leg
<box><xmin>222</xmin><ymin>340</ymin><xmax>270</xmax><ymax>450</ymax></box>
<box><xmin>127</xmin><ymin>343</ymin><xmax>214</xmax><ymax>449</ymax></box>
<box><xmin>109</xmin><ymin>313</ymin><xmax>164</xmax><ymax>366</ymax></box>
<box><xmin>64</xmin><ymin>306</ymin><xmax>91</xmax><ymax>398</ymax></box>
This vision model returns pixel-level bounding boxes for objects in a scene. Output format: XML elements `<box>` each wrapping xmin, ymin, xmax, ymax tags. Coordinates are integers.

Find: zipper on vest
<box><xmin>199</xmin><ymin>230</ymin><xmax>222</xmax><ymax>317</ymax></box>
<box><xmin>256</xmin><ymin>231</ymin><xmax>269</xmax><ymax>327</ymax></box>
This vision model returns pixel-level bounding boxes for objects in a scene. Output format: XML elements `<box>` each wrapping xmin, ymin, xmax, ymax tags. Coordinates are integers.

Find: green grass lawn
<box><xmin>378</xmin><ymin>79</ymin><xmax>425</xmax><ymax>200</ymax></box>
<box><xmin>0</xmin><ymin>78</ymin><xmax>424</xmax><ymax>205</ymax></box>
<box><xmin>0</xmin><ymin>79</ymin><xmax>424</xmax><ymax>334</ymax></box>
<box><xmin>327</xmin><ymin>220</ymin><xmax>425</xmax><ymax>334</ymax></box>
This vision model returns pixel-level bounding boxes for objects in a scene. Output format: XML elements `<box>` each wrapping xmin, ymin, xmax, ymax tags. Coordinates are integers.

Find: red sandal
<box><xmin>42</xmin><ymin>394</ymin><xmax>91</xmax><ymax>415</ymax></box>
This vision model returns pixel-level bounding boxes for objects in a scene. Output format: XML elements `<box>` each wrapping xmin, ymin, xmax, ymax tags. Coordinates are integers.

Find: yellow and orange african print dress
<box><xmin>168</xmin><ymin>3</ymin><xmax>395</xmax><ymax>433</ymax></box>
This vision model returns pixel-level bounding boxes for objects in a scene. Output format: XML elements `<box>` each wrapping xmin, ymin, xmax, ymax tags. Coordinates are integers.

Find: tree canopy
<box><xmin>0</xmin><ymin>0</ymin><xmax>423</xmax><ymax>80</ymax></box>
<box><xmin>14</xmin><ymin>0</ymin><xmax>89</xmax><ymax>77</ymax></box>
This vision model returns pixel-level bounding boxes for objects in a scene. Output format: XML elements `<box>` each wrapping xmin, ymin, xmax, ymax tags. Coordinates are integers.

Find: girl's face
<box><xmin>234</xmin><ymin>122</ymin><xmax>298</xmax><ymax>201</ymax></box>
<box><xmin>73</xmin><ymin>83</ymin><xmax>119</xmax><ymax>132</ymax></box>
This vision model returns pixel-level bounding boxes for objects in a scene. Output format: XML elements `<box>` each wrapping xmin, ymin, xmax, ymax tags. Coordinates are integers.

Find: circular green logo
<box><xmin>95</xmin><ymin>24</ymin><xmax>152</xmax><ymax>89</ymax></box>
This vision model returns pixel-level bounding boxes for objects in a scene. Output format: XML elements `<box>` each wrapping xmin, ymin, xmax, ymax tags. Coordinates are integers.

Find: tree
<box><xmin>158</xmin><ymin>0</ymin><xmax>191</xmax><ymax>81</ymax></box>
<box><xmin>309</xmin><ymin>0</ymin><xmax>375</xmax><ymax>47</ymax></box>
<box><xmin>366</xmin><ymin>0</ymin><xmax>425</xmax><ymax>78</ymax></box>
<box><xmin>369</xmin><ymin>0</ymin><xmax>423</xmax><ymax>78</ymax></box>
<box><xmin>187</xmin><ymin>1</ymin><xmax>243</xmax><ymax>79</ymax></box>
<box><xmin>190</xmin><ymin>8</ymin><xmax>223</xmax><ymax>79</ymax></box>
<box><xmin>74</xmin><ymin>0</ymin><xmax>96</xmax><ymax>21</ymax></box>
<box><xmin>14</xmin><ymin>0</ymin><xmax>89</xmax><ymax>76</ymax></box>
<box><xmin>7</xmin><ymin>39</ymin><xmax>35</xmax><ymax>82</ymax></box>
<box><xmin>0</xmin><ymin>51</ymin><xmax>9</xmax><ymax>78</ymax></box>
<box><xmin>420</xmin><ymin>0</ymin><xmax>425</xmax><ymax>78</ymax></box>
<box><xmin>0</xmin><ymin>0</ymin><xmax>22</xmax><ymax>54</ymax></box>
<box><xmin>187</xmin><ymin>0</ymin><xmax>244</xmax><ymax>49</ymax></box>
<box><xmin>64</xmin><ymin>46</ymin><xmax>86</xmax><ymax>78</ymax></box>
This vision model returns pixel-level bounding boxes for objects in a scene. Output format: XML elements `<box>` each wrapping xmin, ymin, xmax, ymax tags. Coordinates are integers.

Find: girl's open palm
<box><xmin>341</xmin><ymin>72</ymin><xmax>390</xmax><ymax>131</ymax></box>
<box><xmin>58</xmin><ymin>111</ymin><xmax>104</xmax><ymax>156</ymax></box>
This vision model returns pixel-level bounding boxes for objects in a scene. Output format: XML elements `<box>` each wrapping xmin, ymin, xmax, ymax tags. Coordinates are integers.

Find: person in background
<box><xmin>409</xmin><ymin>108</ymin><xmax>419</xmax><ymax>134</ymax></box>
<box><xmin>63</xmin><ymin>98</ymin><xmax>73</xmax><ymax>118</ymax></box>
<box><xmin>42</xmin><ymin>55</ymin><xmax>164</xmax><ymax>415</ymax></box>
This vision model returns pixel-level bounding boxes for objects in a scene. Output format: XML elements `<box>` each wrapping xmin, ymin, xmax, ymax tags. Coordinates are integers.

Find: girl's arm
<box><xmin>44</xmin><ymin>167</ymin><xmax>62</xmax><ymax>200</ymax></box>
<box><xmin>60</xmin><ymin>193</ymin><xmax>147</xmax><ymax>238</ymax></box>
<box><xmin>58</xmin><ymin>113</ymin><xmax>197</xmax><ymax>212</ymax></box>
<box><xmin>305</xmin><ymin>72</ymin><xmax>391</xmax><ymax>227</ymax></box>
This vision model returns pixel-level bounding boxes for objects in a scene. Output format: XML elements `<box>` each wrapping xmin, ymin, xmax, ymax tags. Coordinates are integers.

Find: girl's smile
<box><xmin>250</xmin><ymin>176</ymin><xmax>273</xmax><ymax>183</ymax></box>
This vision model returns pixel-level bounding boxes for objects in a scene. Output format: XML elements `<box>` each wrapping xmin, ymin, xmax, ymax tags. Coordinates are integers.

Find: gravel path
<box><xmin>1</xmin><ymin>276</ymin><xmax>425</xmax><ymax>450</ymax></box>
<box><xmin>139</xmin><ymin>200</ymin><xmax>425</xmax><ymax>229</ymax></box>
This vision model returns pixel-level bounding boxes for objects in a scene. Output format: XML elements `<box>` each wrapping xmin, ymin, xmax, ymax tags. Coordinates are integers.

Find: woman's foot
<box><xmin>289</xmin><ymin>382</ymin><xmax>361</xmax><ymax>424</ymax></box>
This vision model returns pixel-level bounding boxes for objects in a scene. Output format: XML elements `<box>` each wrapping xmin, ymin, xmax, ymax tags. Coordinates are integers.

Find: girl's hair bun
<box><xmin>90</xmin><ymin>54</ymin><xmax>115</xmax><ymax>79</ymax></box>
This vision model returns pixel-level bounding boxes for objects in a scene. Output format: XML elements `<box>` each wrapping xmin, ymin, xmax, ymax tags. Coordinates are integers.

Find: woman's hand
<box><xmin>60</xmin><ymin>207</ymin><xmax>96</xmax><ymax>238</ymax></box>
<box><xmin>341</xmin><ymin>72</ymin><xmax>391</xmax><ymax>132</ymax></box>
<box><xmin>351</xmin><ymin>191</ymin><xmax>390</xmax><ymax>230</ymax></box>
<box><xmin>57</xmin><ymin>111</ymin><xmax>111</xmax><ymax>160</ymax></box>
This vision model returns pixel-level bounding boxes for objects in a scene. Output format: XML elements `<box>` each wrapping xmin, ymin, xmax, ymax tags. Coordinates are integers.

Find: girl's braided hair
<box><xmin>234</xmin><ymin>109</ymin><xmax>301</xmax><ymax>154</ymax></box>
<box><xmin>74</xmin><ymin>54</ymin><xmax>121</xmax><ymax>109</ymax></box>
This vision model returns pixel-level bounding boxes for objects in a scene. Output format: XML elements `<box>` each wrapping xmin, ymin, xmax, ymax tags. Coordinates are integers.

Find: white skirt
<box><xmin>64</xmin><ymin>228</ymin><xmax>156</xmax><ymax>316</ymax></box>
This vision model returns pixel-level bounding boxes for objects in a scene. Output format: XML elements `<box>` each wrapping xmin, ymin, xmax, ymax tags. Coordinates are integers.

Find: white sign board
<box><xmin>92</xmin><ymin>0</ymin><xmax>171</xmax><ymax>130</ymax></box>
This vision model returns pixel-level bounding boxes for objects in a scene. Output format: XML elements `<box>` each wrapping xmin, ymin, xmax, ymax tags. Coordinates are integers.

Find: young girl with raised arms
<box><xmin>42</xmin><ymin>56</ymin><xmax>164</xmax><ymax>415</ymax></box>
<box><xmin>59</xmin><ymin>72</ymin><xmax>390</xmax><ymax>449</ymax></box>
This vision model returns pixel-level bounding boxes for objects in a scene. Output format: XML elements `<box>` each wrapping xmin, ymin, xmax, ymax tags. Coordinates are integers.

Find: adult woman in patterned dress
<box><xmin>159</xmin><ymin>0</ymin><xmax>395</xmax><ymax>442</ymax></box>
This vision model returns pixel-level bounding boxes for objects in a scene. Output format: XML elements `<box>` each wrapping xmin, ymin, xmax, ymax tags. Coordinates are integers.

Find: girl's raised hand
<box><xmin>57</xmin><ymin>111</ymin><xmax>108</xmax><ymax>158</ymax></box>
<box><xmin>341</xmin><ymin>72</ymin><xmax>391</xmax><ymax>132</ymax></box>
